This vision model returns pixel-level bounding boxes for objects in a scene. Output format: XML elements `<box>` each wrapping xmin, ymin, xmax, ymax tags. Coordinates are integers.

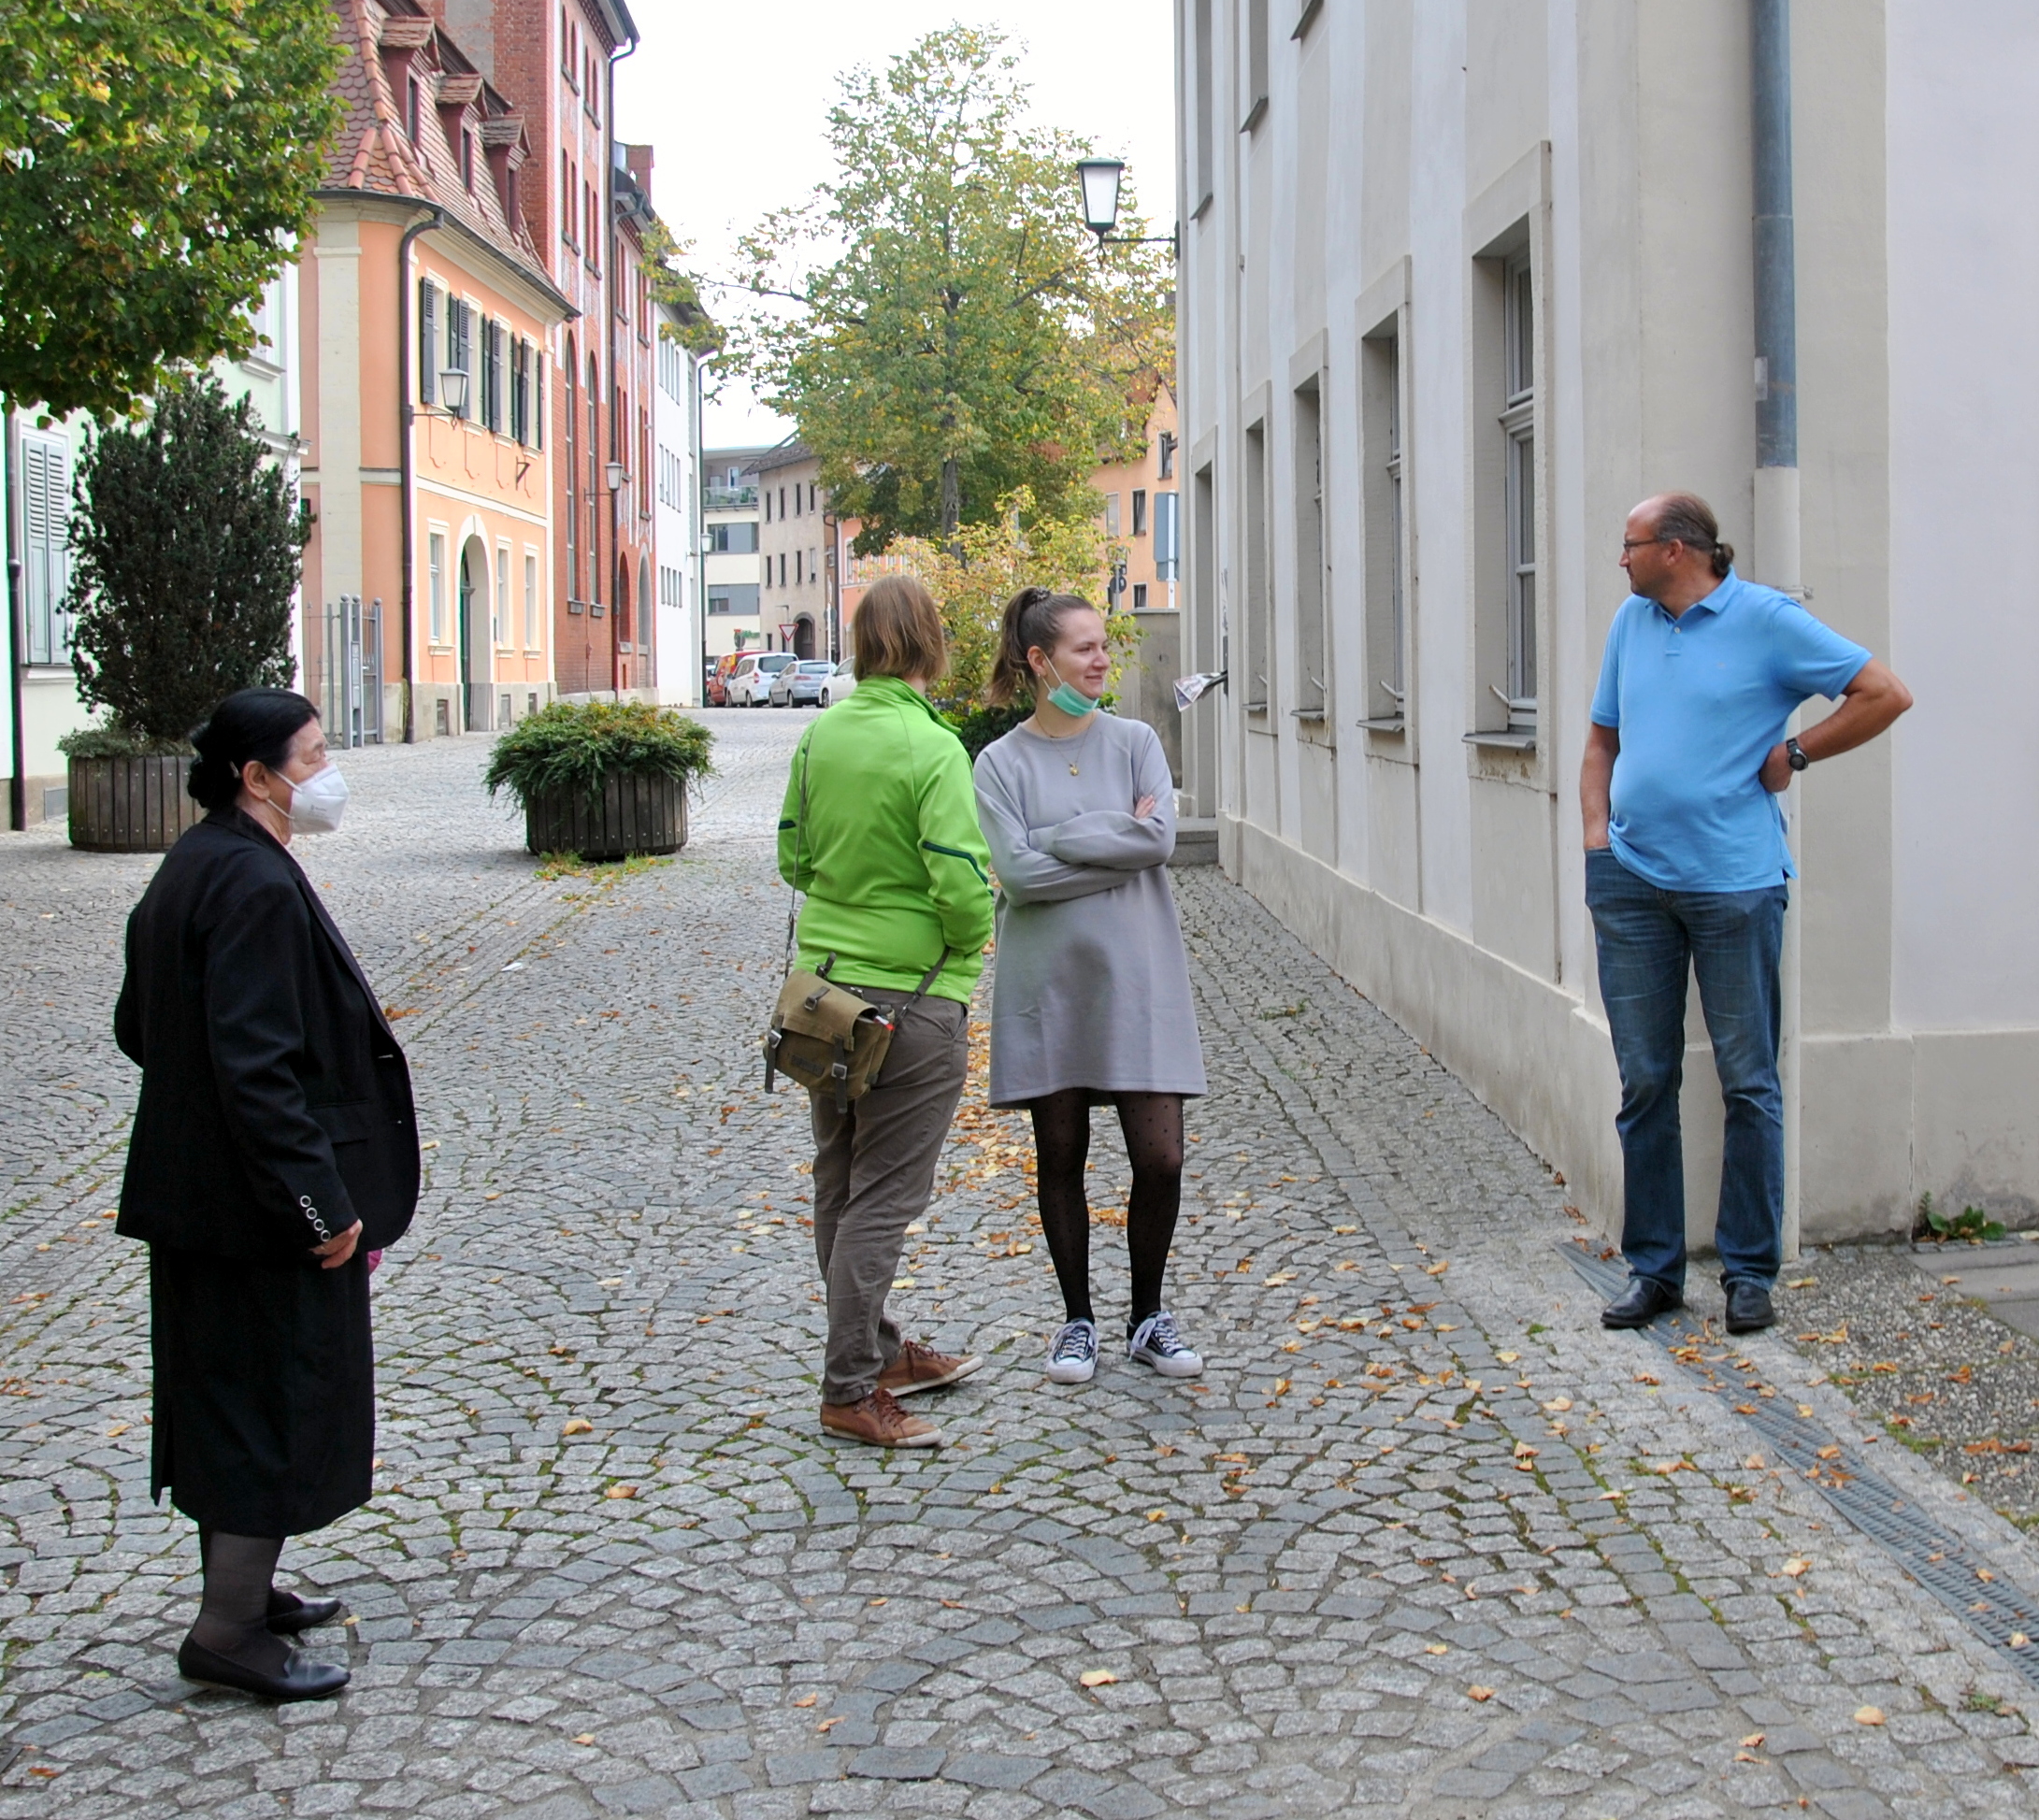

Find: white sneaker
<box><xmin>1046</xmin><ymin>1319</ymin><xmax>1098</xmax><ymax>1383</ymax></box>
<box><xmin>1127</xmin><ymin>1311</ymin><xmax>1203</xmax><ymax>1378</ymax></box>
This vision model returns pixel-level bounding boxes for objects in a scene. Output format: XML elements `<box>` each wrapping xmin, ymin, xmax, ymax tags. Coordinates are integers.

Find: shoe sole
<box><xmin>820</xmin><ymin>1420</ymin><xmax>944</xmax><ymax>1448</ymax></box>
<box><xmin>883</xmin><ymin>1354</ymin><xmax>984</xmax><ymax>1397</ymax></box>
<box><xmin>1129</xmin><ymin>1349</ymin><xmax>1203</xmax><ymax>1379</ymax></box>
<box><xmin>1600</xmin><ymin>1310</ymin><xmax>1681</xmax><ymax>1329</ymax></box>
<box><xmin>1046</xmin><ymin>1356</ymin><xmax>1097</xmax><ymax>1383</ymax></box>
<box><xmin>1724</xmin><ymin>1313</ymin><xmax>1774</xmax><ymax>1335</ymax></box>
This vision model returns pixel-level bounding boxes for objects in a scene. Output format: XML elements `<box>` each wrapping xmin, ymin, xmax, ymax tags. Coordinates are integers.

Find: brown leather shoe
<box><xmin>820</xmin><ymin>1387</ymin><xmax>943</xmax><ymax>1448</ymax></box>
<box><xmin>877</xmin><ymin>1339</ymin><xmax>984</xmax><ymax>1398</ymax></box>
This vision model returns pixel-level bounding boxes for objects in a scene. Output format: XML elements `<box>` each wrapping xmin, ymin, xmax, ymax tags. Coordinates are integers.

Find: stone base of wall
<box><xmin>1222</xmin><ymin>811</ymin><xmax>2039</xmax><ymax>1253</ymax></box>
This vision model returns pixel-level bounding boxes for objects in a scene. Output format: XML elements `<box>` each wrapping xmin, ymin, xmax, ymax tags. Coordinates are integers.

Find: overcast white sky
<box><xmin>612</xmin><ymin>1</ymin><xmax>1177</xmax><ymax>451</ymax></box>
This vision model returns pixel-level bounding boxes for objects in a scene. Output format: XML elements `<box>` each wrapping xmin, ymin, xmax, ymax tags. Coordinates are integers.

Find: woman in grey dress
<box><xmin>972</xmin><ymin>587</ymin><xmax>1208</xmax><ymax>1385</ymax></box>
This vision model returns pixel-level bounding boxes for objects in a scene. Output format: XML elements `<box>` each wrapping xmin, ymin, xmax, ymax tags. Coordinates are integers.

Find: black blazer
<box><xmin>114</xmin><ymin>809</ymin><xmax>420</xmax><ymax>1258</ymax></box>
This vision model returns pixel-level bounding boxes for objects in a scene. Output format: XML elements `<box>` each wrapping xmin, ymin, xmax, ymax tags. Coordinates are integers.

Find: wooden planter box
<box><xmin>68</xmin><ymin>754</ymin><xmax>203</xmax><ymax>853</ymax></box>
<box><xmin>524</xmin><ymin>772</ymin><xmax>688</xmax><ymax>860</ymax></box>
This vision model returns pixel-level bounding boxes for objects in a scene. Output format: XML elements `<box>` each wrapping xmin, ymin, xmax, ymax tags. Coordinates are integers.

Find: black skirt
<box><xmin>149</xmin><ymin>1242</ymin><xmax>375</xmax><ymax>1536</ymax></box>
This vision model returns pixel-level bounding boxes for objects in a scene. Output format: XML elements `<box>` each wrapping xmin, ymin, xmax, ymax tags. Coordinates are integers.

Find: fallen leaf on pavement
<box><xmin>1467</xmin><ymin>1685</ymin><xmax>1494</xmax><ymax>1701</ymax></box>
<box><xmin>573</xmin><ymin>1734</ymin><xmax>596</xmax><ymax>1745</ymax></box>
<box><xmin>1781</xmin><ymin>1559</ymin><xmax>1810</xmax><ymax>1577</ymax></box>
<box><xmin>1855</xmin><ymin>1706</ymin><xmax>1885</xmax><ymax>1727</ymax></box>
<box><xmin>794</xmin><ymin>1695</ymin><xmax>819</xmax><ymax>1708</ymax></box>
<box><xmin>1080</xmin><ymin>1670</ymin><xmax>1117</xmax><ymax>1687</ymax></box>
<box><xmin>562</xmin><ymin>1419</ymin><xmax>593</xmax><ymax>1435</ymax></box>
<box><xmin>1740</xmin><ymin>1731</ymin><xmax>1765</xmax><ymax>1748</ymax></box>
<box><xmin>605</xmin><ymin>1485</ymin><xmax>637</xmax><ymax>1500</ymax></box>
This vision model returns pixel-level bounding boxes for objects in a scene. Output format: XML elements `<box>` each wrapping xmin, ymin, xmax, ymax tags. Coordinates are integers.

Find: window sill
<box><xmin>1357</xmin><ymin>716</ymin><xmax>1405</xmax><ymax>734</ymax></box>
<box><xmin>1240</xmin><ymin>95</ymin><xmax>1268</xmax><ymax>134</ymax></box>
<box><xmin>1291</xmin><ymin>709</ymin><xmax>1327</xmax><ymax>723</ymax></box>
<box><xmin>1463</xmin><ymin>729</ymin><xmax>1537</xmax><ymax>752</ymax></box>
<box><xmin>567</xmin><ymin>601</ymin><xmax>584</xmax><ymax>615</ymax></box>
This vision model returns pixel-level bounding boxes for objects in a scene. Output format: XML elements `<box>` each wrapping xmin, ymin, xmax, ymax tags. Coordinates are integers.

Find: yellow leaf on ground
<box><xmin>573</xmin><ymin>1734</ymin><xmax>596</xmax><ymax>1745</ymax></box>
<box><xmin>1467</xmin><ymin>1685</ymin><xmax>1494</xmax><ymax>1702</ymax></box>
<box><xmin>793</xmin><ymin>1695</ymin><xmax>819</xmax><ymax>1708</ymax></box>
<box><xmin>1496</xmin><ymin>1352</ymin><xmax>1519</xmax><ymax>1364</ymax></box>
<box><xmin>605</xmin><ymin>1484</ymin><xmax>637</xmax><ymax>1500</ymax></box>
<box><xmin>562</xmin><ymin>1419</ymin><xmax>594</xmax><ymax>1435</ymax></box>
<box><xmin>1080</xmin><ymin>1670</ymin><xmax>1117</xmax><ymax>1687</ymax></box>
<box><xmin>1781</xmin><ymin>1558</ymin><xmax>1810</xmax><ymax>1577</ymax></box>
<box><xmin>1425</xmin><ymin>1261</ymin><xmax>1451</xmax><ymax>1276</ymax></box>
<box><xmin>1855</xmin><ymin>1706</ymin><xmax>1885</xmax><ymax>1727</ymax></box>
<box><xmin>1741</xmin><ymin>1732</ymin><xmax>1765</xmax><ymax>1749</ymax></box>
<box><xmin>2013</xmin><ymin>1634</ymin><xmax>2031</xmax><ymax>1650</ymax></box>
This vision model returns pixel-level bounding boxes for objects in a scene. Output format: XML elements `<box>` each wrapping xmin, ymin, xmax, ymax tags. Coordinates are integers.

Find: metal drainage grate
<box><xmin>1564</xmin><ymin>1242</ymin><xmax>2039</xmax><ymax>1687</ymax></box>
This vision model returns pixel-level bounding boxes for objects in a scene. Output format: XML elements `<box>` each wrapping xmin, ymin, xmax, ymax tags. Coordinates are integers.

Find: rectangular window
<box><xmin>1159</xmin><ymin>431</ymin><xmax>1176</xmax><ymax>480</ymax></box>
<box><xmin>1502</xmin><ymin>252</ymin><xmax>1536</xmax><ymax>727</ymax></box>
<box><xmin>1132</xmin><ymin>582</ymin><xmax>1148</xmax><ymax>610</ymax></box>
<box><xmin>1103</xmin><ymin>492</ymin><xmax>1121</xmax><ymax>537</ymax></box>
<box><xmin>561</xmin><ymin>154</ymin><xmax>573</xmax><ymax>243</ymax></box>
<box><xmin>407</xmin><ymin>78</ymin><xmax>421</xmax><ymax>144</ymax></box>
<box><xmin>534</xmin><ymin>351</ymin><xmax>544</xmax><ymax>450</ymax></box>
<box><xmin>524</xmin><ymin>550</ymin><xmax>539</xmax><ymax>646</ymax></box>
<box><xmin>428</xmin><ymin>532</ymin><xmax>447</xmax><ymax>643</ymax></box>
<box><xmin>483</xmin><ymin>320</ymin><xmax>504</xmax><ymax>432</ymax></box>
<box><xmin>461</xmin><ymin>128</ymin><xmax>475</xmax><ymax>191</ymax></box>
<box><xmin>709</xmin><ymin>584</ymin><xmax>758</xmax><ymax>616</ymax></box>
<box><xmin>1242</xmin><ymin>419</ymin><xmax>1270</xmax><ymax>711</ymax></box>
<box><xmin>1193</xmin><ymin>0</ymin><xmax>1214</xmax><ymax>208</ymax></box>
<box><xmin>20</xmin><ymin>434</ymin><xmax>69</xmax><ymax>665</ymax></box>
<box><xmin>510</xmin><ymin>337</ymin><xmax>528</xmax><ymax>443</ymax></box>
<box><xmin>447</xmin><ymin>298</ymin><xmax>472</xmax><ymax>418</ymax></box>
<box><xmin>707</xmin><ymin>522</ymin><xmax>757</xmax><ymax>554</ymax></box>
<box><xmin>795</xmin><ymin>550</ymin><xmax>802</xmax><ymax>585</ymax></box>
<box><xmin>1360</xmin><ymin>319</ymin><xmax>1407</xmax><ymax>726</ymax></box>
<box><xmin>1292</xmin><ymin>377</ymin><xmax>1327</xmax><ymax>722</ymax></box>
<box><xmin>1131</xmin><ymin>488</ymin><xmax>1148</xmax><ymax>537</ymax></box>
<box><xmin>1243</xmin><ymin>0</ymin><xmax>1270</xmax><ymax>131</ymax></box>
<box><xmin>494</xmin><ymin>544</ymin><xmax>509</xmax><ymax>645</ymax></box>
<box><xmin>417</xmin><ymin>279</ymin><xmax>437</xmax><ymax>406</ymax></box>
<box><xmin>1154</xmin><ymin>490</ymin><xmax>1180</xmax><ymax>580</ymax></box>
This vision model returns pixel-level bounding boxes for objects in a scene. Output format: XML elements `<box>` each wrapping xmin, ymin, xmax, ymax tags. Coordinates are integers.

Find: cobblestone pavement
<box><xmin>6</xmin><ymin>708</ymin><xmax>2039</xmax><ymax>1817</ymax></box>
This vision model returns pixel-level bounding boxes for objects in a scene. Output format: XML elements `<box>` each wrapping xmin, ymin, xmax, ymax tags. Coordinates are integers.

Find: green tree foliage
<box><xmin>640</xmin><ymin>218</ymin><xmax>723</xmax><ymax>358</ymax></box>
<box><xmin>67</xmin><ymin>373</ymin><xmax>307</xmax><ymax>742</ymax></box>
<box><xmin>733</xmin><ymin>25</ymin><xmax>1171</xmax><ymax>552</ymax></box>
<box><xmin>0</xmin><ymin>0</ymin><xmax>342</xmax><ymax>418</ymax></box>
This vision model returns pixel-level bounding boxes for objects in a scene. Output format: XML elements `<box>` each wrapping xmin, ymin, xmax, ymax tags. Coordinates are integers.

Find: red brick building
<box><xmin>434</xmin><ymin>0</ymin><xmax>642</xmax><ymax>697</ymax></box>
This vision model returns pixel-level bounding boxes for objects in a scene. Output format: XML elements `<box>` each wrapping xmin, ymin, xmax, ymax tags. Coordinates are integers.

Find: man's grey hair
<box><xmin>1650</xmin><ymin>493</ymin><xmax>1734</xmax><ymax>579</ymax></box>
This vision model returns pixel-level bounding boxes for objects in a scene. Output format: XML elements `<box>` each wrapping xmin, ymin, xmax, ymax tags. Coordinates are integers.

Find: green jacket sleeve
<box><xmin>914</xmin><ymin>735</ymin><xmax>996</xmax><ymax>957</ymax></box>
<box><xmin>776</xmin><ymin>731</ymin><xmax>814</xmax><ymax>891</ymax></box>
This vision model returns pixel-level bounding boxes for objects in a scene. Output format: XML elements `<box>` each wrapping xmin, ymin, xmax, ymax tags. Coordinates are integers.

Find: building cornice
<box><xmin>313</xmin><ymin>189</ymin><xmax>579</xmax><ymax>325</ymax></box>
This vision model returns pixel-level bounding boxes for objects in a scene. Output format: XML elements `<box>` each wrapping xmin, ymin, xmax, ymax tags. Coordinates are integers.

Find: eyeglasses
<box><xmin>1620</xmin><ymin>537</ymin><xmax>1667</xmax><ymax>553</ymax></box>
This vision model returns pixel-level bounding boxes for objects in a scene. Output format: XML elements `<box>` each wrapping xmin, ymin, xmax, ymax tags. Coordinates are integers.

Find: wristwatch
<box><xmin>1785</xmin><ymin>737</ymin><xmax>1810</xmax><ymax>772</ymax></box>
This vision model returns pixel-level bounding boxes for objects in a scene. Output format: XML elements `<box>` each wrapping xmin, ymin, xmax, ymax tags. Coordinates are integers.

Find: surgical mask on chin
<box><xmin>284</xmin><ymin>764</ymin><xmax>349</xmax><ymax>835</ymax></box>
<box><xmin>1044</xmin><ymin>660</ymin><xmax>1100</xmax><ymax>718</ymax></box>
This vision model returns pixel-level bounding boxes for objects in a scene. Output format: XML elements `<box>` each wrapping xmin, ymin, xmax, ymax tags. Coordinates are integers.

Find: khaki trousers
<box><xmin>809</xmin><ymin>990</ymin><xmax>969</xmax><ymax>1403</ymax></box>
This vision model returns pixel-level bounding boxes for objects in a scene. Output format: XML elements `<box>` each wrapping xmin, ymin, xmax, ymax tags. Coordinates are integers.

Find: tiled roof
<box><xmin>323</xmin><ymin>0</ymin><xmax>555</xmax><ymax>296</ymax></box>
<box><xmin>752</xmin><ymin>439</ymin><xmax>814</xmax><ymax>475</ymax></box>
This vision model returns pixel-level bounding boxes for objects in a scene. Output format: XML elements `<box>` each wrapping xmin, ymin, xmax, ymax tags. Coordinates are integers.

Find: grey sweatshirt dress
<box><xmin>972</xmin><ymin>713</ymin><xmax>1207</xmax><ymax>1108</ymax></box>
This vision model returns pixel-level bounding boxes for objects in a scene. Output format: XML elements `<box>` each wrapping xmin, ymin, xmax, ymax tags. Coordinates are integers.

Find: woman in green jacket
<box><xmin>777</xmin><ymin>575</ymin><xmax>995</xmax><ymax>1448</ymax></box>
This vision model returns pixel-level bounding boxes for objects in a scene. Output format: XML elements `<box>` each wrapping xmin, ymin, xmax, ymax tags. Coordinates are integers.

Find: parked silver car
<box><xmin>769</xmin><ymin>660</ymin><xmax>837</xmax><ymax>708</ymax></box>
<box><xmin>726</xmin><ymin>652</ymin><xmax>795</xmax><ymax>707</ymax></box>
<box><xmin>818</xmin><ymin>657</ymin><xmax>858</xmax><ymax>708</ymax></box>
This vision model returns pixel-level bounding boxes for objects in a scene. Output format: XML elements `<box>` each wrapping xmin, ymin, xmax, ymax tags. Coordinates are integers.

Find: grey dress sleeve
<box><xmin>1040</xmin><ymin>726</ymin><xmax>1176</xmax><ymax>868</ymax></box>
<box><xmin>975</xmin><ymin>746</ymin><xmax>1131</xmax><ymax>906</ymax></box>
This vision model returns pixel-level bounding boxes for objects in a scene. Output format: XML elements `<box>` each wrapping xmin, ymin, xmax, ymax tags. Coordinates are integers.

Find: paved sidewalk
<box><xmin>3</xmin><ymin>709</ymin><xmax>2038</xmax><ymax>1817</ymax></box>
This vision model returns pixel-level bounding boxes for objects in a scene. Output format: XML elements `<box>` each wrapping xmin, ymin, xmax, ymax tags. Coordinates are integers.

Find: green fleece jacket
<box><xmin>776</xmin><ymin>675</ymin><xmax>994</xmax><ymax>1004</ymax></box>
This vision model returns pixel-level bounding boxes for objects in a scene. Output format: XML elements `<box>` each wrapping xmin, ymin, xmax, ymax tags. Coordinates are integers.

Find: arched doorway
<box><xmin>794</xmin><ymin>615</ymin><xmax>816</xmax><ymax>659</ymax></box>
<box><xmin>458</xmin><ymin>536</ymin><xmax>492</xmax><ymax>730</ymax></box>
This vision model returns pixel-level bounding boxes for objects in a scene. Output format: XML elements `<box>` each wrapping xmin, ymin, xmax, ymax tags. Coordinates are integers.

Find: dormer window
<box><xmin>461</xmin><ymin>127</ymin><xmax>475</xmax><ymax>190</ymax></box>
<box><xmin>406</xmin><ymin>77</ymin><xmax>421</xmax><ymax>143</ymax></box>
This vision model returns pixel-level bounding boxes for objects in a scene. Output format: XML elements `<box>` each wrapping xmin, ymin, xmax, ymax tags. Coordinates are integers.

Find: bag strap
<box><xmin>783</xmin><ymin>736</ymin><xmax>811</xmax><ymax>980</ymax></box>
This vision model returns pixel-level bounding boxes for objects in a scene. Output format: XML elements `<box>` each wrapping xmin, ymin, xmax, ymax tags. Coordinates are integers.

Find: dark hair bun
<box><xmin>186</xmin><ymin>687</ymin><xmax>320</xmax><ymax>810</ymax></box>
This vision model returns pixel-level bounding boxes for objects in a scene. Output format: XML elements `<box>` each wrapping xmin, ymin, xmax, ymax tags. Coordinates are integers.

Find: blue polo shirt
<box><xmin>1589</xmin><ymin>569</ymin><xmax>1870</xmax><ymax>891</ymax></box>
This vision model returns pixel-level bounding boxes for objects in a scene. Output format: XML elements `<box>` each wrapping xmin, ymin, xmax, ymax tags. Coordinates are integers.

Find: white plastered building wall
<box><xmin>1173</xmin><ymin>0</ymin><xmax>2039</xmax><ymax>1249</ymax></box>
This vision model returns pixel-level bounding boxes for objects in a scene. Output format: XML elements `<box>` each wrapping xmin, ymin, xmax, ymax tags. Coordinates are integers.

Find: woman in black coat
<box><xmin>115</xmin><ymin>688</ymin><xmax>419</xmax><ymax>1700</ymax></box>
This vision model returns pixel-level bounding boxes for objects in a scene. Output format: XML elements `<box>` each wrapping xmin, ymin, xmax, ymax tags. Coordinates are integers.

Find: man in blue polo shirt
<box><xmin>1582</xmin><ymin>492</ymin><xmax>1912</xmax><ymax>1335</ymax></box>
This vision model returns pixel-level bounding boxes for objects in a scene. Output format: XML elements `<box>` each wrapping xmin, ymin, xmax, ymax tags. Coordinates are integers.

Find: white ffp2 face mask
<box><xmin>285</xmin><ymin>763</ymin><xmax>350</xmax><ymax>835</ymax></box>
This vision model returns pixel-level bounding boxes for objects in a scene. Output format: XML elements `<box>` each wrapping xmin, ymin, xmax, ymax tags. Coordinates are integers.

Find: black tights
<box><xmin>1028</xmin><ymin>1091</ymin><xmax>1185</xmax><ymax>1329</ymax></box>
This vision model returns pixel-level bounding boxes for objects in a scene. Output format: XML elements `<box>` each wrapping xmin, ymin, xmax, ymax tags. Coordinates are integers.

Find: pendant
<box><xmin>1069</xmin><ymin>763</ymin><xmax>1080</xmax><ymax>776</ymax></box>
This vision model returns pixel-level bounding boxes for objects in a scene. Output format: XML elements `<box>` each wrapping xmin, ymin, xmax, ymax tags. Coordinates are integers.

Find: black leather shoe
<box><xmin>1724</xmin><ymin>1280</ymin><xmax>1775</xmax><ymax>1335</ymax></box>
<box><xmin>267</xmin><ymin>1593</ymin><xmax>343</xmax><ymax>1635</ymax></box>
<box><xmin>178</xmin><ymin>1638</ymin><xmax>350</xmax><ymax>1702</ymax></box>
<box><xmin>1601</xmin><ymin>1277</ymin><xmax>1683</xmax><ymax>1328</ymax></box>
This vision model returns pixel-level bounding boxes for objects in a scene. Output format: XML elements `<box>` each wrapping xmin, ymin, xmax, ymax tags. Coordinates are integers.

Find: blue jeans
<box><xmin>1585</xmin><ymin>846</ymin><xmax>1788</xmax><ymax>1293</ymax></box>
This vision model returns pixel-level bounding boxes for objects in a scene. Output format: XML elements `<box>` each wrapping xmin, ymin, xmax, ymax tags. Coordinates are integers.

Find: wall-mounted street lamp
<box><xmin>605</xmin><ymin>460</ymin><xmax>628</xmax><ymax>494</ymax></box>
<box><xmin>437</xmin><ymin>368</ymin><xmax>471</xmax><ymax>418</ymax></box>
<box><xmin>1074</xmin><ymin>158</ymin><xmax>1177</xmax><ymax>260</ymax></box>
